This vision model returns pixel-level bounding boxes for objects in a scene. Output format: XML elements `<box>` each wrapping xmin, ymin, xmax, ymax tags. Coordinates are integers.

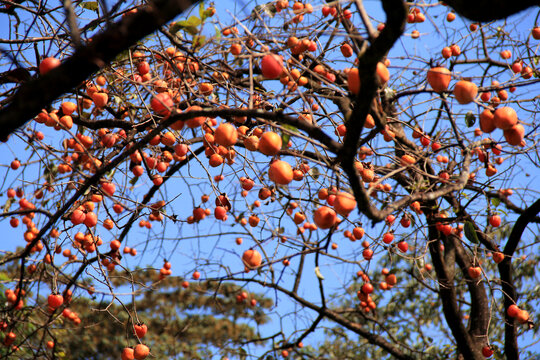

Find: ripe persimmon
<box><xmin>400</xmin><ymin>154</ymin><xmax>416</xmax><ymax>166</ymax></box>
<box><xmin>230</xmin><ymin>44</ymin><xmax>242</xmax><ymax>56</ymax></box>
<box><xmin>268</xmin><ymin>160</ymin><xmax>293</xmax><ymax>185</ymax></box>
<box><xmin>479</xmin><ymin>109</ymin><xmax>496</xmax><ymax>133</ymax></box>
<box><xmin>260</xmin><ymin>54</ymin><xmax>284</xmax><ymax>79</ymax></box>
<box><xmin>134</xmin><ymin>324</ymin><xmax>148</xmax><ymax>338</ymax></box>
<box><xmin>122</xmin><ymin>347</ymin><xmax>135</xmax><ymax>360</ymax></box>
<box><xmin>468</xmin><ymin>266</ymin><xmax>482</xmax><ymax>279</ymax></box>
<box><xmin>214</xmin><ymin>123</ymin><xmax>238</xmax><ymax>147</ymax></box>
<box><xmin>507</xmin><ymin>304</ymin><xmax>520</xmax><ymax>317</ymax></box>
<box><xmin>133</xmin><ymin>344</ymin><xmax>149</xmax><ymax>359</ymax></box>
<box><xmin>39</xmin><ymin>57</ymin><xmax>60</xmax><ymax>74</ymax></box>
<box><xmin>532</xmin><ymin>27</ymin><xmax>540</xmax><ymax>40</ymax></box>
<box><xmin>340</xmin><ymin>43</ymin><xmax>353</xmax><ymax>57</ymax></box>
<box><xmin>242</xmin><ymin>249</ymin><xmax>262</xmax><ymax>268</ymax></box>
<box><xmin>47</xmin><ymin>294</ymin><xmax>64</xmax><ymax>309</ymax></box>
<box><xmin>453</xmin><ymin>80</ymin><xmax>478</xmax><ymax>104</ymax></box>
<box><xmin>503</xmin><ymin>124</ymin><xmax>525</xmax><ymax>146</ymax></box>
<box><xmin>347</xmin><ymin>68</ymin><xmax>360</xmax><ymax>94</ymax></box>
<box><xmin>313</xmin><ymin>206</ymin><xmax>337</xmax><ymax>229</ymax></box>
<box><xmin>427</xmin><ymin>66</ymin><xmax>451</xmax><ymax>92</ymax></box>
<box><xmin>333</xmin><ymin>192</ymin><xmax>357</xmax><ymax>217</ymax></box>
<box><xmin>184</xmin><ymin>105</ymin><xmax>206</xmax><ymax>128</ymax></box>
<box><xmin>150</xmin><ymin>93</ymin><xmax>174</xmax><ymax>116</ymax></box>
<box><xmin>376</xmin><ymin>62</ymin><xmax>390</xmax><ymax>84</ymax></box>
<box><xmin>489</xmin><ymin>215</ymin><xmax>501</xmax><ymax>227</ymax></box>
<box><xmin>258</xmin><ymin>131</ymin><xmax>282</xmax><ymax>155</ymax></box>
<box><xmin>493</xmin><ymin>107</ymin><xmax>518</xmax><ymax>130</ymax></box>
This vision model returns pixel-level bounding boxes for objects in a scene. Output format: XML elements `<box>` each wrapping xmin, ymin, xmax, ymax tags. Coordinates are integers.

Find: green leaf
<box><xmin>491</xmin><ymin>197</ymin><xmax>501</xmax><ymax>207</ymax></box>
<box><xmin>129</xmin><ymin>176</ymin><xmax>139</xmax><ymax>186</ymax></box>
<box><xmin>279</xmin><ymin>124</ymin><xmax>297</xmax><ymax>146</ymax></box>
<box><xmin>464</xmin><ymin>221</ymin><xmax>479</xmax><ymax>244</ymax></box>
<box><xmin>198</xmin><ymin>1</ymin><xmax>205</xmax><ymax>19</ymax></box>
<box><xmin>214</xmin><ymin>25</ymin><xmax>222</xmax><ymax>41</ymax></box>
<box><xmin>200</xmin><ymin>3</ymin><xmax>215</xmax><ymax>21</ymax></box>
<box><xmin>251</xmin><ymin>3</ymin><xmax>277</xmax><ymax>19</ymax></box>
<box><xmin>80</xmin><ymin>1</ymin><xmax>98</xmax><ymax>12</ymax></box>
<box><xmin>309</xmin><ymin>167</ymin><xmax>320</xmax><ymax>180</ymax></box>
<box><xmin>193</xmin><ymin>35</ymin><xmax>206</xmax><ymax>50</ymax></box>
<box><xmin>169</xmin><ymin>21</ymin><xmax>182</xmax><ymax>34</ymax></box>
<box><xmin>182</xmin><ymin>16</ymin><xmax>201</xmax><ymax>35</ymax></box>
<box><xmin>171</xmin><ymin>16</ymin><xmax>201</xmax><ymax>35</ymax></box>
<box><xmin>3</xmin><ymin>198</ymin><xmax>14</xmax><ymax>213</ymax></box>
<box><xmin>465</xmin><ymin>111</ymin><xmax>476</xmax><ymax>127</ymax></box>
<box><xmin>281</xmin><ymin>131</ymin><xmax>290</xmax><ymax>146</ymax></box>
<box><xmin>0</xmin><ymin>272</ymin><xmax>10</xmax><ymax>281</ymax></box>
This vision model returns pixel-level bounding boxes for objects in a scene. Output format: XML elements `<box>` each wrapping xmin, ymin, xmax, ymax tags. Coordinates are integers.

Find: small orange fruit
<box><xmin>427</xmin><ymin>66</ymin><xmax>451</xmax><ymax>92</ymax></box>
<box><xmin>313</xmin><ymin>206</ymin><xmax>337</xmax><ymax>229</ymax></box>
<box><xmin>268</xmin><ymin>160</ymin><xmax>293</xmax><ymax>185</ymax></box>
<box><xmin>453</xmin><ymin>80</ymin><xmax>478</xmax><ymax>104</ymax></box>
<box><xmin>493</xmin><ymin>107</ymin><xmax>518</xmax><ymax>130</ymax></box>
<box><xmin>333</xmin><ymin>192</ymin><xmax>357</xmax><ymax>217</ymax></box>
<box><xmin>258</xmin><ymin>131</ymin><xmax>282</xmax><ymax>155</ymax></box>
<box><xmin>214</xmin><ymin>123</ymin><xmax>238</xmax><ymax>147</ymax></box>
<box><xmin>242</xmin><ymin>249</ymin><xmax>262</xmax><ymax>268</ymax></box>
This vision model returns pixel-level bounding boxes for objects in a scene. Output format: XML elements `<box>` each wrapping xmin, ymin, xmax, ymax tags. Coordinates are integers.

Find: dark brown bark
<box><xmin>445</xmin><ymin>0</ymin><xmax>540</xmax><ymax>22</ymax></box>
<box><xmin>499</xmin><ymin>198</ymin><xmax>540</xmax><ymax>360</ymax></box>
<box><xmin>425</xmin><ymin>208</ymin><xmax>484</xmax><ymax>360</ymax></box>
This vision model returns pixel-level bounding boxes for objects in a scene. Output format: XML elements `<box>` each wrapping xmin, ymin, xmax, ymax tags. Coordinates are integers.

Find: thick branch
<box><xmin>234</xmin><ymin>277</ymin><xmax>414</xmax><ymax>360</ymax></box>
<box><xmin>339</xmin><ymin>0</ymin><xmax>407</xmax><ymax>222</ymax></box>
<box><xmin>499</xmin><ymin>198</ymin><xmax>540</xmax><ymax>360</ymax></box>
<box><xmin>0</xmin><ymin>0</ymin><xmax>200</xmax><ymax>140</ymax></box>
<box><xmin>425</xmin><ymin>208</ymin><xmax>484</xmax><ymax>360</ymax></box>
<box><xmin>444</xmin><ymin>0</ymin><xmax>540</xmax><ymax>22</ymax></box>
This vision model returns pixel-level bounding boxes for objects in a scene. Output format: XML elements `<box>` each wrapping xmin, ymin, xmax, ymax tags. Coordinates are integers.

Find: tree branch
<box><xmin>444</xmin><ymin>0</ymin><xmax>540</xmax><ymax>22</ymax></box>
<box><xmin>0</xmin><ymin>0</ymin><xmax>200</xmax><ymax>140</ymax></box>
<box><xmin>499</xmin><ymin>198</ymin><xmax>540</xmax><ymax>360</ymax></box>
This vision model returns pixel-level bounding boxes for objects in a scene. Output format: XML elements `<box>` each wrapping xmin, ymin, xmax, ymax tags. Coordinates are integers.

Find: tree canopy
<box><xmin>0</xmin><ymin>0</ymin><xmax>539</xmax><ymax>359</ymax></box>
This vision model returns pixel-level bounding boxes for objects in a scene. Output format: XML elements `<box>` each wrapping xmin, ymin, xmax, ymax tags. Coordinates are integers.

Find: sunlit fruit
<box><xmin>347</xmin><ymin>68</ymin><xmax>360</xmax><ymax>94</ymax></box>
<box><xmin>489</xmin><ymin>215</ymin><xmax>501</xmax><ymax>227</ymax></box>
<box><xmin>122</xmin><ymin>347</ymin><xmax>135</xmax><ymax>360</ymax></box>
<box><xmin>503</xmin><ymin>124</ymin><xmax>525</xmax><ymax>146</ymax></box>
<box><xmin>376</xmin><ymin>62</ymin><xmax>389</xmax><ymax>84</ymax></box>
<box><xmin>397</xmin><ymin>241</ymin><xmax>408</xmax><ymax>253</ymax></box>
<box><xmin>507</xmin><ymin>304</ymin><xmax>520</xmax><ymax>317</ymax></box>
<box><xmin>492</xmin><ymin>252</ymin><xmax>505</xmax><ymax>264</ymax></box>
<box><xmin>333</xmin><ymin>192</ymin><xmax>357</xmax><ymax>217</ymax></box>
<box><xmin>268</xmin><ymin>160</ymin><xmax>293</xmax><ymax>185</ymax></box>
<box><xmin>313</xmin><ymin>206</ymin><xmax>337</xmax><ymax>229</ymax></box>
<box><xmin>134</xmin><ymin>324</ymin><xmax>148</xmax><ymax>338</ymax></box>
<box><xmin>427</xmin><ymin>66</ymin><xmax>451</xmax><ymax>92</ymax></box>
<box><xmin>260</xmin><ymin>54</ymin><xmax>284</xmax><ymax>79</ymax></box>
<box><xmin>242</xmin><ymin>249</ymin><xmax>262</xmax><ymax>268</ymax></box>
<box><xmin>214</xmin><ymin>123</ymin><xmax>238</xmax><ymax>147</ymax></box>
<box><xmin>258</xmin><ymin>131</ymin><xmax>282</xmax><ymax>155</ymax></box>
<box><xmin>47</xmin><ymin>294</ymin><xmax>64</xmax><ymax>309</ymax></box>
<box><xmin>532</xmin><ymin>27</ymin><xmax>540</xmax><ymax>40</ymax></box>
<box><xmin>482</xmin><ymin>346</ymin><xmax>494</xmax><ymax>357</ymax></box>
<box><xmin>151</xmin><ymin>93</ymin><xmax>174</xmax><ymax>116</ymax></box>
<box><xmin>493</xmin><ymin>107</ymin><xmax>518</xmax><ymax>130</ymax></box>
<box><xmin>453</xmin><ymin>80</ymin><xmax>478</xmax><ymax>104</ymax></box>
<box><xmin>133</xmin><ymin>343</ymin><xmax>150</xmax><ymax>359</ymax></box>
<box><xmin>479</xmin><ymin>109</ymin><xmax>496</xmax><ymax>133</ymax></box>
<box><xmin>468</xmin><ymin>266</ymin><xmax>482</xmax><ymax>279</ymax></box>
<box><xmin>39</xmin><ymin>57</ymin><xmax>61</xmax><ymax>74</ymax></box>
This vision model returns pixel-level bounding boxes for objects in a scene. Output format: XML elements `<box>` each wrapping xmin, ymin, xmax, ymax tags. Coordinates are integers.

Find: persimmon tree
<box><xmin>0</xmin><ymin>0</ymin><xmax>539</xmax><ymax>359</ymax></box>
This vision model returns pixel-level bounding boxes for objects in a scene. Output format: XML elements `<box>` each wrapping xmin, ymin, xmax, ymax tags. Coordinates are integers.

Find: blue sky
<box><xmin>1</xmin><ymin>0</ymin><xmax>540</xmax><ymax>358</ymax></box>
